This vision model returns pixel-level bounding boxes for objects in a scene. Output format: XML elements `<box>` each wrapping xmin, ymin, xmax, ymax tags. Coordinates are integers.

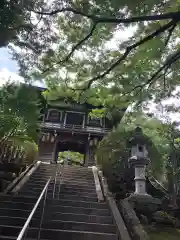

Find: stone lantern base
<box><xmin>127</xmin><ymin>193</ymin><xmax>161</xmax><ymax>220</ymax></box>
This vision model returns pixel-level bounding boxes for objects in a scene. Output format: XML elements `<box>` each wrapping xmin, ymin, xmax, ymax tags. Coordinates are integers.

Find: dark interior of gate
<box><xmin>57</xmin><ymin>140</ymin><xmax>85</xmax><ymax>154</ymax></box>
<box><xmin>57</xmin><ymin>139</ymin><xmax>85</xmax><ymax>165</ymax></box>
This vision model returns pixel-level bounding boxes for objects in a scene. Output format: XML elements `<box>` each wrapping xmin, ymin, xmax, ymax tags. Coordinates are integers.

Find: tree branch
<box><xmin>132</xmin><ymin>49</ymin><xmax>180</xmax><ymax>92</ymax></box>
<box><xmin>63</xmin><ymin>23</ymin><xmax>97</xmax><ymax>61</ymax></box>
<box><xmin>24</xmin><ymin>15</ymin><xmax>43</xmax><ymax>41</ymax></box>
<box><xmin>34</xmin><ymin>7</ymin><xmax>180</xmax><ymax>94</ymax></box>
<box><xmin>34</xmin><ymin>7</ymin><xmax>92</xmax><ymax>18</ymax></box>
<box><xmin>42</xmin><ymin>22</ymin><xmax>97</xmax><ymax>73</ymax></box>
<box><xmin>79</xmin><ymin>20</ymin><xmax>175</xmax><ymax>90</ymax></box>
<box><xmin>34</xmin><ymin>8</ymin><xmax>180</xmax><ymax>23</ymax></box>
<box><xmin>147</xmin><ymin>50</ymin><xmax>180</xmax><ymax>87</ymax></box>
<box><xmin>164</xmin><ymin>22</ymin><xmax>177</xmax><ymax>46</ymax></box>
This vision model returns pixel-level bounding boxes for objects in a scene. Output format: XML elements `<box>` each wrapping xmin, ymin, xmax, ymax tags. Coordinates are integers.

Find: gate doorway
<box><xmin>58</xmin><ymin>151</ymin><xmax>84</xmax><ymax>165</ymax></box>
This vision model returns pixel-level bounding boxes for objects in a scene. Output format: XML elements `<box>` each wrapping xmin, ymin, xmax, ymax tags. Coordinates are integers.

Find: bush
<box><xmin>96</xmin><ymin>119</ymin><xmax>167</xmax><ymax>198</ymax></box>
<box><xmin>22</xmin><ymin>141</ymin><xmax>38</xmax><ymax>165</ymax></box>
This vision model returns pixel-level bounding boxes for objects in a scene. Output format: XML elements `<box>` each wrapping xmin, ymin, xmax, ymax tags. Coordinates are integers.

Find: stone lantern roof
<box><xmin>129</xmin><ymin>126</ymin><xmax>150</xmax><ymax>146</ymax></box>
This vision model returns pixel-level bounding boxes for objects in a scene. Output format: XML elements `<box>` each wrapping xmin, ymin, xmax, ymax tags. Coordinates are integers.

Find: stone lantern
<box><xmin>128</xmin><ymin>126</ymin><xmax>149</xmax><ymax>196</ymax></box>
<box><xmin>127</xmin><ymin>126</ymin><xmax>161</xmax><ymax>217</ymax></box>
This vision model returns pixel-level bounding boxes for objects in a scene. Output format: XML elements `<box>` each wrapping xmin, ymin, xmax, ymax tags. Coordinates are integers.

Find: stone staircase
<box><xmin>38</xmin><ymin>153</ymin><xmax>52</xmax><ymax>163</ymax></box>
<box><xmin>0</xmin><ymin>163</ymin><xmax>119</xmax><ymax>239</ymax></box>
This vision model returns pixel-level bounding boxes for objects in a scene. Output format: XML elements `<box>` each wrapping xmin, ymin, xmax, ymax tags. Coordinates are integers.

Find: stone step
<box><xmin>0</xmin><ymin>195</ymin><xmax>37</xmax><ymax>204</ymax></box>
<box><xmin>33</xmin><ymin>169</ymin><xmax>56</xmax><ymax>173</ymax></box>
<box><xmin>20</xmin><ymin>187</ymin><xmax>53</xmax><ymax>193</ymax></box>
<box><xmin>60</xmin><ymin>190</ymin><xmax>97</xmax><ymax>198</ymax></box>
<box><xmin>33</xmin><ymin>228</ymin><xmax>117</xmax><ymax>240</ymax></box>
<box><xmin>0</xmin><ymin>226</ymin><xmax>117</xmax><ymax>240</ymax></box>
<box><xmin>42</xmin><ymin>220</ymin><xmax>116</xmax><ymax>233</ymax></box>
<box><xmin>21</xmin><ymin>184</ymin><xmax>55</xmax><ymax>192</ymax></box>
<box><xmin>0</xmin><ymin>237</ymin><xmax>17</xmax><ymax>240</ymax></box>
<box><xmin>34</xmin><ymin>167</ymin><xmax>56</xmax><ymax>171</ymax></box>
<box><xmin>62</xmin><ymin>171</ymin><xmax>93</xmax><ymax>176</ymax></box>
<box><xmin>18</xmin><ymin>191</ymin><xmax>54</xmax><ymax>199</ymax></box>
<box><xmin>0</xmin><ymin>201</ymin><xmax>36</xmax><ymax>211</ymax></box>
<box><xmin>29</xmin><ymin>175</ymin><xmax>54</xmax><ymax>180</ymax></box>
<box><xmin>48</xmin><ymin>205</ymin><xmax>110</xmax><ymax>216</ymax></box>
<box><xmin>23</xmin><ymin>181</ymin><xmax>50</xmax><ymax>186</ymax></box>
<box><xmin>62</xmin><ymin>172</ymin><xmax>94</xmax><ymax>177</ymax></box>
<box><xmin>0</xmin><ymin>216</ymin><xmax>37</xmax><ymax>227</ymax></box>
<box><xmin>61</xmin><ymin>173</ymin><xmax>94</xmax><ymax>179</ymax></box>
<box><xmin>31</xmin><ymin>169</ymin><xmax>56</xmax><ymax>174</ymax></box>
<box><xmin>62</xmin><ymin>185</ymin><xmax>96</xmax><ymax>193</ymax></box>
<box><xmin>0</xmin><ymin>225</ymin><xmax>25</xmax><ymax>237</ymax></box>
<box><xmin>57</xmin><ymin>173</ymin><xmax>94</xmax><ymax>179</ymax></box>
<box><xmin>62</xmin><ymin>165</ymin><xmax>92</xmax><ymax>172</ymax></box>
<box><xmin>0</xmin><ymin>237</ymin><xmax>44</xmax><ymax>240</ymax></box>
<box><xmin>37</xmin><ymin>169</ymin><xmax>56</xmax><ymax>172</ymax></box>
<box><xmin>21</xmin><ymin>184</ymin><xmax>49</xmax><ymax>190</ymax></box>
<box><xmin>62</xmin><ymin>173</ymin><xmax>94</xmax><ymax>179</ymax></box>
<box><xmin>51</xmin><ymin>199</ymin><xmax>108</xmax><ymax>209</ymax></box>
<box><xmin>22</xmin><ymin>184</ymin><xmax>97</xmax><ymax>198</ymax></box>
<box><xmin>47</xmin><ymin>212</ymin><xmax>113</xmax><ymax>224</ymax></box>
<box><xmin>0</xmin><ymin>164</ymin><xmax>118</xmax><ymax>240</ymax></box>
<box><xmin>59</xmin><ymin>179</ymin><xmax>94</xmax><ymax>184</ymax></box>
<box><xmin>35</xmin><ymin>176</ymin><xmax>56</xmax><ymax>181</ymax></box>
<box><xmin>25</xmin><ymin>181</ymin><xmax>49</xmax><ymax>186</ymax></box>
<box><xmin>62</xmin><ymin>181</ymin><xmax>95</xmax><ymax>188</ymax></box>
<box><xmin>26</xmin><ymin>184</ymin><xmax>52</xmax><ymax>190</ymax></box>
<box><xmin>0</xmin><ymin>208</ymin><xmax>30</xmax><ymax>218</ymax></box>
<box><xmin>22</xmin><ymin>182</ymin><xmax>96</xmax><ymax>194</ymax></box>
<box><xmin>61</xmin><ymin>179</ymin><xmax>95</xmax><ymax>185</ymax></box>
<box><xmin>29</xmin><ymin>177</ymin><xmax>53</xmax><ymax>182</ymax></box>
<box><xmin>37</xmin><ymin>171</ymin><xmax>55</xmax><ymax>174</ymax></box>
<box><xmin>57</xmin><ymin>193</ymin><xmax>98</xmax><ymax>202</ymax></box>
<box><xmin>39</xmin><ymin>156</ymin><xmax>52</xmax><ymax>159</ymax></box>
<box><xmin>0</xmin><ymin>207</ymin><xmax>51</xmax><ymax>219</ymax></box>
<box><xmin>0</xmin><ymin>216</ymin><xmax>115</xmax><ymax>234</ymax></box>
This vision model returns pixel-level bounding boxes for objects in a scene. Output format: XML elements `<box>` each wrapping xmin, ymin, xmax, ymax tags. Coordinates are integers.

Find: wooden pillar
<box><xmin>88</xmin><ymin>146</ymin><xmax>96</xmax><ymax>166</ymax></box>
<box><xmin>84</xmin><ymin>143</ymin><xmax>96</xmax><ymax>166</ymax></box>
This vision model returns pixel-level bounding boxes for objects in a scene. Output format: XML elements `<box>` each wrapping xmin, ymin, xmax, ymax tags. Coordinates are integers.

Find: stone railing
<box><xmin>98</xmin><ymin>169</ymin><xmax>132</xmax><ymax>240</ymax></box>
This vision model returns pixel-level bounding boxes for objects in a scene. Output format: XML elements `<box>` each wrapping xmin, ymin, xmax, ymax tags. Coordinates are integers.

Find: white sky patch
<box><xmin>0</xmin><ymin>68</ymin><xmax>24</xmax><ymax>86</ymax></box>
<box><xmin>105</xmin><ymin>25</ymin><xmax>137</xmax><ymax>50</ymax></box>
<box><xmin>0</xmin><ymin>67</ymin><xmax>45</xmax><ymax>88</ymax></box>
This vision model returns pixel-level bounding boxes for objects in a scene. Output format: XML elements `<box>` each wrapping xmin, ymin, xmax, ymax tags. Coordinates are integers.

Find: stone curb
<box><xmin>11</xmin><ymin>161</ymin><xmax>41</xmax><ymax>194</ymax></box>
<box><xmin>98</xmin><ymin>170</ymin><xmax>132</xmax><ymax>240</ymax></box>
<box><xmin>92</xmin><ymin>166</ymin><xmax>104</xmax><ymax>202</ymax></box>
<box><xmin>4</xmin><ymin>162</ymin><xmax>37</xmax><ymax>194</ymax></box>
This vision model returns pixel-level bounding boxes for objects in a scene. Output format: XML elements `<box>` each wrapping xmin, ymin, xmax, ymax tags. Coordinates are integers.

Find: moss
<box><xmin>146</xmin><ymin>227</ymin><xmax>180</xmax><ymax>240</ymax></box>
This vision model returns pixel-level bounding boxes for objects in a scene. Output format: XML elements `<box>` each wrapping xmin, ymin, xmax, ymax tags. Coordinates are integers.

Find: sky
<box><xmin>0</xmin><ymin>47</ymin><xmax>21</xmax><ymax>85</ymax></box>
<box><xmin>0</xmin><ymin>47</ymin><xmax>44</xmax><ymax>87</ymax></box>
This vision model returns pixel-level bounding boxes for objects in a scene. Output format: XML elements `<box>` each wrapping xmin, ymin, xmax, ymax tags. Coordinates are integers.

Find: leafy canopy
<box><xmin>8</xmin><ymin>0</ymin><xmax>179</xmax><ymax>108</ymax></box>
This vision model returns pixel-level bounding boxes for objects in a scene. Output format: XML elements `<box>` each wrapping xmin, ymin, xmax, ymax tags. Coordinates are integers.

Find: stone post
<box><xmin>129</xmin><ymin>156</ymin><xmax>149</xmax><ymax>195</ymax></box>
